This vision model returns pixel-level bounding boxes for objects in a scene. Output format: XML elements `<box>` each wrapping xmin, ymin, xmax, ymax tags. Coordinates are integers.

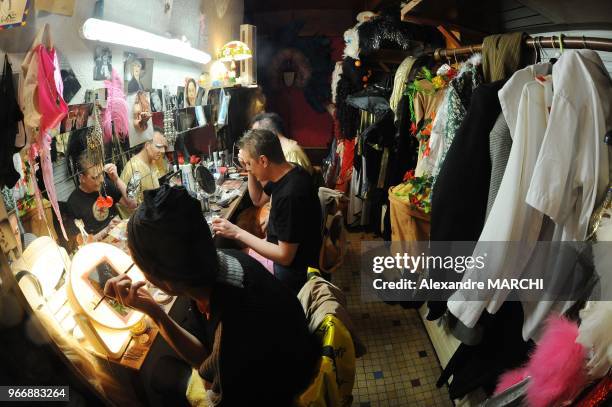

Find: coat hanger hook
<box><xmin>582</xmin><ymin>35</ymin><xmax>587</xmax><ymax>49</ymax></box>
<box><xmin>559</xmin><ymin>33</ymin><xmax>565</xmax><ymax>53</ymax></box>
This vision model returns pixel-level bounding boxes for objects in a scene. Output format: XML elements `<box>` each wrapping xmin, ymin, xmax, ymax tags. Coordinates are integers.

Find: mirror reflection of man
<box><xmin>119</xmin><ymin>129</ymin><xmax>168</xmax><ymax>216</ymax></box>
<box><xmin>67</xmin><ymin>152</ymin><xmax>137</xmax><ymax>241</ymax></box>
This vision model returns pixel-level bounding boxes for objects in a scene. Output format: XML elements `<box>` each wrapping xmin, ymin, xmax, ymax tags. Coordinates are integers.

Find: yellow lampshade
<box><xmin>217</xmin><ymin>40</ymin><xmax>252</xmax><ymax>62</ymax></box>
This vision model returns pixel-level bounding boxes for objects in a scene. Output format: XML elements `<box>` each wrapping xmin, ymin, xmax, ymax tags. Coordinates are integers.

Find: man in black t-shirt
<box><xmin>67</xmin><ymin>151</ymin><xmax>137</xmax><ymax>240</ymax></box>
<box><xmin>212</xmin><ymin>129</ymin><xmax>322</xmax><ymax>293</ymax></box>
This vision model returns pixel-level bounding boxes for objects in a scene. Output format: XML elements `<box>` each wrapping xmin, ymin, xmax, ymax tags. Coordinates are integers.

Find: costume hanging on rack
<box><xmin>19</xmin><ymin>24</ymin><xmax>69</xmax><ymax>240</ymax></box>
<box><xmin>448</xmin><ymin>51</ymin><xmax>611</xmax><ymax>340</ymax></box>
<box><xmin>430</xmin><ymin>54</ymin><xmax>482</xmax><ymax>183</ymax></box>
<box><xmin>484</xmin><ymin>113</ymin><xmax>511</xmax><ymax>220</ymax></box>
<box><xmin>0</xmin><ymin>54</ymin><xmax>23</xmax><ymax>189</ymax></box>
<box><xmin>481</xmin><ymin>32</ymin><xmax>528</xmax><ymax>83</ymax></box>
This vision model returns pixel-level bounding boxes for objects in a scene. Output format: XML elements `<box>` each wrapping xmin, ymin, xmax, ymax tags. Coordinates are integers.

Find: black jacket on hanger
<box><xmin>0</xmin><ymin>55</ymin><xmax>23</xmax><ymax>188</ymax></box>
<box><xmin>427</xmin><ymin>79</ymin><xmax>506</xmax><ymax>320</ymax></box>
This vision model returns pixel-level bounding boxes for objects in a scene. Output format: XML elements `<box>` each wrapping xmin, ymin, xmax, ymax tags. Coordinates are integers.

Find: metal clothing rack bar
<box><xmin>433</xmin><ymin>35</ymin><xmax>612</xmax><ymax>61</ymax></box>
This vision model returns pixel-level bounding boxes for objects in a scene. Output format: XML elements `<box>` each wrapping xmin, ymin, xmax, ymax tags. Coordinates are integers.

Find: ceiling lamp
<box><xmin>81</xmin><ymin>18</ymin><xmax>211</xmax><ymax>65</ymax></box>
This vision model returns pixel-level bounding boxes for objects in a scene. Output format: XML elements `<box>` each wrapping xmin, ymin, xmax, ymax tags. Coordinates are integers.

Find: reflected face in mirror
<box><xmin>186</xmin><ymin>80</ymin><xmax>197</xmax><ymax>107</ymax></box>
<box><xmin>146</xmin><ymin>131</ymin><xmax>167</xmax><ymax>162</ymax></box>
<box><xmin>79</xmin><ymin>161</ymin><xmax>104</xmax><ymax>193</ymax></box>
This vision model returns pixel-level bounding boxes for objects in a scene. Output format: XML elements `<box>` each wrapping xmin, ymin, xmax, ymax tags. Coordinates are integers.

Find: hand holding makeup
<box><xmin>104</xmin><ymin>273</ymin><xmax>159</xmax><ymax>317</ymax></box>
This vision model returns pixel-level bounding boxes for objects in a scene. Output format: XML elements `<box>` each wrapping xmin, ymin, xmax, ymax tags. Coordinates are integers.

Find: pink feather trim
<box><xmin>526</xmin><ymin>316</ymin><xmax>587</xmax><ymax>407</ymax></box>
<box><xmin>495</xmin><ymin>367</ymin><xmax>528</xmax><ymax>395</ymax></box>
<box><xmin>102</xmin><ymin>69</ymin><xmax>129</xmax><ymax>142</ymax></box>
<box><xmin>494</xmin><ymin>316</ymin><xmax>588</xmax><ymax>407</ymax></box>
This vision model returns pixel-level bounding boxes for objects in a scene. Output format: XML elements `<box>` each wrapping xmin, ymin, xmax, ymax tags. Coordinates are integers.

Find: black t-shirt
<box><xmin>196</xmin><ymin>249</ymin><xmax>318</xmax><ymax>406</ymax></box>
<box><xmin>263</xmin><ymin>166</ymin><xmax>322</xmax><ymax>279</ymax></box>
<box><xmin>67</xmin><ymin>178</ymin><xmax>122</xmax><ymax>234</ymax></box>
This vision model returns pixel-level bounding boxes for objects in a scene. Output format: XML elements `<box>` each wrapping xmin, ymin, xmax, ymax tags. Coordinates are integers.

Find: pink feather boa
<box><xmin>102</xmin><ymin>69</ymin><xmax>129</xmax><ymax>143</ymax></box>
<box><xmin>495</xmin><ymin>315</ymin><xmax>588</xmax><ymax>407</ymax></box>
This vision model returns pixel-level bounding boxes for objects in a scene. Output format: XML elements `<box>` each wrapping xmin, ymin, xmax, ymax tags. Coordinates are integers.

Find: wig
<box><xmin>357</xmin><ymin>15</ymin><xmax>445</xmax><ymax>55</ymax></box>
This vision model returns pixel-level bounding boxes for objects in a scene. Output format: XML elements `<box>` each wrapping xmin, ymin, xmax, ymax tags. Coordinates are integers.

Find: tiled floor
<box><xmin>334</xmin><ymin>230</ymin><xmax>453</xmax><ymax>407</ymax></box>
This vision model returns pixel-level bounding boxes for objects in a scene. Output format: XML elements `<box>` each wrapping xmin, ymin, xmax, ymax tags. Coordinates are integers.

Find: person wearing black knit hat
<box><xmin>104</xmin><ymin>185</ymin><xmax>318</xmax><ymax>406</ymax></box>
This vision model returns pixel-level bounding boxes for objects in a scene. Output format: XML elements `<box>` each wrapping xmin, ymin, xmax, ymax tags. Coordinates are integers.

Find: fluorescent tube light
<box><xmin>81</xmin><ymin>18</ymin><xmax>211</xmax><ymax>65</ymax></box>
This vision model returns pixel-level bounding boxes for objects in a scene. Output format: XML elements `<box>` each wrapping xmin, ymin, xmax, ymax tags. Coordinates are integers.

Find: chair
<box><xmin>317</xmin><ymin>188</ymin><xmax>347</xmax><ymax>276</ymax></box>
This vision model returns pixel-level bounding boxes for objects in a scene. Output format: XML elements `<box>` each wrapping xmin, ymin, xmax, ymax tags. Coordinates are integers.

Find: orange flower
<box><xmin>409</xmin><ymin>122</ymin><xmax>417</xmax><ymax>135</ymax></box>
<box><xmin>403</xmin><ymin>169</ymin><xmax>415</xmax><ymax>182</ymax></box>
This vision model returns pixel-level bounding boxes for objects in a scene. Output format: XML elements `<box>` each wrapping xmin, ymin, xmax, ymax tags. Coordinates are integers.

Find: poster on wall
<box><xmin>150</xmin><ymin>89</ymin><xmax>163</xmax><ymax>112</ymax></box>
<box><xmin>184</xmin><ymin>78</ymin><xmax>198</xmax><ymax>107</ymax></box>
<box><xmin>35</xmin><ymin>0</ymin><xmax>75</xmax><ymax>16</ymax></box>
<box><xmin>0</xmin><ymin>0</ymin><xmax>29</xmax><ymax>30</ymax></box>
<box><xmin>60</xmin><ymin>104</ymin><xmax>92</xmax><ymax>133</ymax></box>
<box><xmin>93</xmin><ymin>46</ymin><xmax>112</xmax><ymax>81</ymax></box>
<box><xmin>127</xmin><ymin>91</ymin><xmax>153</xmax><ymax>147</ymax></box>
<box><xmin>124</xmin><ymin>53</ymin><xmax>153</xmax><ymax>94</ymax></box>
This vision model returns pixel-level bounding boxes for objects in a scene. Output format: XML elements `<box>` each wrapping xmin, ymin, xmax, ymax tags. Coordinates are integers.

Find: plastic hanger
<box><xmin>549</xmin><ymin>35</ymin><xmax>560</xmax><ymax>64</ymax></box>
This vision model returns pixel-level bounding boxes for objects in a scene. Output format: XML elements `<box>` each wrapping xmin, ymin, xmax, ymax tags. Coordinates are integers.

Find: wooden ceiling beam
<box><xmin>401</xmin><ymin>0</ymin><xmax>423</xmax><ymax>17</ymax></box>
<box><xmin>436</xmin><ymin>25</ymin><xmax>462</xmax><ymax>48</ymax></box>
<box><xmin>402</xmin><ymin>14</ymin><xmax>487</xmax><ymax>40</ymax></box>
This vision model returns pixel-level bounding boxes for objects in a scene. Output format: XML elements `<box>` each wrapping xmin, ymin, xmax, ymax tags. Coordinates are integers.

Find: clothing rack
<box><xmin>433</xmin><ymin>35</ymin><xmax>612</xmax><ymax>61</ymax></box>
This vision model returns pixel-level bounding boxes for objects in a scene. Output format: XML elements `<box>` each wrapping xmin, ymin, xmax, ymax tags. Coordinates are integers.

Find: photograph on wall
<box><xmin>124</xmin><ymin>53</ymin><xmax>153</xmax><ymax>94</ymax></box>
<box><xmin>60</xmin><ymin>104</ymin><xmax>92</xmax><ymax>133</ymax></box>
<box><xmin>184</xmin><ymin>77</ymin><xmax>198</xmax><ymax>107</ymax></box>
<box><xmin>150</xmin><ymin>89</ymin><xmax>163</xmax><ymax>112</ymax></box>
<box><xmin>163</xmin><ymin>85</ymin><xmax>177</xmax><ymax>111</ymax></box>
<box><xmin>195</xmin><ymin>105</ymin><xmax>206</xmax><ymax>127</ymax></box>
<box><xmin>0</xmin><ymin>0</ymin><xmax>29</xmax><ymax>30</ymax></box>
<box><xmin>60</xmin><ymin>67</ymin><xmax>81</xmax><ymax>103</ymax></box>
<box><xmin>93</xmin><ymin>46</ymin><xmax>112</xmax><ymax>80</ymax></box>
<box><xmin>176</xmin><ymin>86</ymin><xmax>185</xmax><ymax>109</ymax></box>
<box><xmin>127</xmin><ymin>91</ymin><xmax>153</xmax><ymax>147</ymax></box>
<box><xmin>195</xmin><ymin>86</ymin><xmax>205</xmax><ymax>106</ymax></box>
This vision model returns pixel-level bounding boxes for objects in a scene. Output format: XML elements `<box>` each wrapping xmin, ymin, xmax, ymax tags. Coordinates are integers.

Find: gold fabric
<box><xmin>284</xmin><ymin>142</ymin><xmax>313</xmax><ymax>174</ymax></box>
<box><xmin>389</xmin><ymin>187</ymin><xmax>430</xmax><ymax>242</ymax></box>
<box><xmin>482</xmin><ymin>32</ymin><xmax>525</xmax><ymax>83</ymax></box>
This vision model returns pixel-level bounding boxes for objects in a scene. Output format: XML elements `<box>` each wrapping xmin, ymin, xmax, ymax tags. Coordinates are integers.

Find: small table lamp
<box><xmin>217</xmin><ymin>40</ymin><xmax>252</xmax><ymax>83</ymax></box>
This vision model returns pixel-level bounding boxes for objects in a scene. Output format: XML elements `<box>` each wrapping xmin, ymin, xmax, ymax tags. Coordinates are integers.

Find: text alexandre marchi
<box><xmin>371</xmin><ymin>254</ymin><xmax>544</xmax><ymax>291</ymax></box>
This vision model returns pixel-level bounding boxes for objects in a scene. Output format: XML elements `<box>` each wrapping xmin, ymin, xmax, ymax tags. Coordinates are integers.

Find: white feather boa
<box><xmin>577</xmin><ymin>301</ymin><xmax>612</xmax><ymax>378</ymax></box>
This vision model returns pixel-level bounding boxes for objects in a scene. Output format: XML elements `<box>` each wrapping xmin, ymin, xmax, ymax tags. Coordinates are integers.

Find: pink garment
<box><xmin>246</xmin><ymin>248</ymin><xmax>274</xmax><ymax>274</ymax></box>
<box><xmin>103</xmin><ymin>69</ymin><xmax>129</xmax><ymax>142</ymax></box>
<box><xmin>36</xmin><ymin>44</ymin><xmax>67</xmax><ymax>137</ymax></box>
<box><xmin>31</xmin><ymin>43</ymin><xmax>68</xmax><ymax>239</ymax></box>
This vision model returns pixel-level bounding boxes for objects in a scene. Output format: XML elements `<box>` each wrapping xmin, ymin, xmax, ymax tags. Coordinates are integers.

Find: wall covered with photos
<box><xmin>0</xmin><ymin>0</ymin><xmax>244</xmax><ymax>105</ymax></box>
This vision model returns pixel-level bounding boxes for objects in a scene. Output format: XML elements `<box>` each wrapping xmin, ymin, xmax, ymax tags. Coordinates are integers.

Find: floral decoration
<box><xmin>393</xmin><ymin>171</ymin><xmax>434</xmax><ymax>214</ymax></box>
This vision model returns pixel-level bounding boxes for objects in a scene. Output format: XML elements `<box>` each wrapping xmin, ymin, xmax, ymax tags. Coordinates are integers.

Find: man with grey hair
<box><xmin>213</xmin><ymin>129</ymin><xmax>321</xmax><ymax>293</ymax></box>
